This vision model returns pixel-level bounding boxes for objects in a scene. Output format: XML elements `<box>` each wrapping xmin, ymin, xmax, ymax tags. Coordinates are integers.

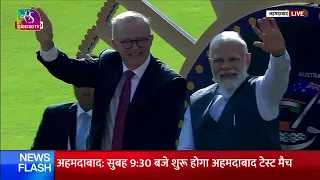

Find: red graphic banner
<box><xmin>55</xmin><ymin>151</ymin><xmax>320</xmax><ymax>180</ymax></box>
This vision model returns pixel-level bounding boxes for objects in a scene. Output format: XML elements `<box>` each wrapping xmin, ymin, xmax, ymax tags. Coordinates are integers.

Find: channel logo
<box><xmin>15</xmin><ymin>9</ymin><xmax>43</xmax><ymax>31</ymax></box>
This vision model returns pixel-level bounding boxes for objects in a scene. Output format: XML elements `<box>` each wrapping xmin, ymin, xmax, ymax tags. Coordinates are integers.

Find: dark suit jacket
<box><xmin>31</xmin><ymin>103</ymin><xmax>78</xmax><ymax>150</ymax></box>
<box><xmin>36</xmin><ymin>49</ymin><xmax>187</xmax><ymax>150</ymax></box>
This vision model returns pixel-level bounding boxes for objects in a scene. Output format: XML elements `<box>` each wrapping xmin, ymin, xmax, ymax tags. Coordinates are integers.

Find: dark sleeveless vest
<box><xmin>190</xmin><ymin>76</ymin><xmax>281</xmax><ymax>150</ymax></box>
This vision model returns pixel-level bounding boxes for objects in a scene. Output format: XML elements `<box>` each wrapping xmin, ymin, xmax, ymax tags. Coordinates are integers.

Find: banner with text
<box><xmin>1</xmin><ymin>151</ymin><xmax>320</xmax><ymax>180</ymax></box>
<box><xmin>55</xmin><ymin>151</ymin><xmax>320</xmax><ymax>180</ymax></box>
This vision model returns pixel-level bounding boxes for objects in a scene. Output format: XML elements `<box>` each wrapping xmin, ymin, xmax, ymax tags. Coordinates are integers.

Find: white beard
<box><xmin>213</xmin><ymin>70</ymin><xmax>248</xmax><ymax>91</ymax></box>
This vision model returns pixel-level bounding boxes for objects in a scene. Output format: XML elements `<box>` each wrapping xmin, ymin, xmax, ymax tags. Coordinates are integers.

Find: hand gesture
<box><xmin>31</xmin><ymin>7</ymin><xmax>54</xmax><ymax>49</ymax></box>
<box><xmin>252</xmin><ymin>18</ymin><xmax>286</xmax><ymax>57</ymax></box>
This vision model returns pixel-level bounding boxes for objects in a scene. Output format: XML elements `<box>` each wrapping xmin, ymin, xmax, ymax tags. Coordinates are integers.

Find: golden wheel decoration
<box><xmin>77</xmin><ymin>0</ymin><xmax>320</xmax><ymax>148</ymax></box>
<box><xmin>76</xmin><ymin>0</ymin><xmax>119</xmax><ymax>58</ymax></box>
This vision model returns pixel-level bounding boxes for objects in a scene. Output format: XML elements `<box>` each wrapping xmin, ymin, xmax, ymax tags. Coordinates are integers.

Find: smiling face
<box><xmin>209</xmin><ymin>32</ymin><xmax>251</xmax><ymax>91</ymax></box>
<box><xmin>111</xmin><ymin>15</ymin><xmax>153</xmax><ymax>70</ymax></box>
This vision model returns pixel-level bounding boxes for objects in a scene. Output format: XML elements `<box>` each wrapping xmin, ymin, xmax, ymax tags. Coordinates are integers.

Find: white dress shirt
<box><xmin>39</xmin><ymin>46</ymin><xmax>150</xmax><ymax>150</ymax></box>
<box><xmin>178</xmin><ymin>51</ymin><xmax>291</xmax><ymax>150</ymax></box>
<box><xmin>102</xmin><ymin>55</ymin><xmax>150</xmax><ymax>150</ymax></box>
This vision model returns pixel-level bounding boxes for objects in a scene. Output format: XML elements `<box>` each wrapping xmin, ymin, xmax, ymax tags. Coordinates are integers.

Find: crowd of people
<box><xmin>30</xmin><ymin>6</ymin><xmax>318</xmax><ymax>150</ymax></box>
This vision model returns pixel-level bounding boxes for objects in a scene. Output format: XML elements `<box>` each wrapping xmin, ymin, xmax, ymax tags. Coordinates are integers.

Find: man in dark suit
<box><xmin>31</xmin><ymin>7</ymin><xmax>187</xmax><ymax>150</ymax></box>
<box><xmin>31</xmin><ymin>86</ymin><xmax>94</xmax><ymax>150</ymax></box>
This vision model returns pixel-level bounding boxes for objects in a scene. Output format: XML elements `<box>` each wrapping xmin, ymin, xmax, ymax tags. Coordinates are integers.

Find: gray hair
<box><xmin>111</xmin><ymin>11</ymin><xmax>151</xmax><ymax>39</ymax></box>
<box><xmin>209</xmin><ymin>31</ymin><xmax>248</xmax><ymax>58</ymax></box>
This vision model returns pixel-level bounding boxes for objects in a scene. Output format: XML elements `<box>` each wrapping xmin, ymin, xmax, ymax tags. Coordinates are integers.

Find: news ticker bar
<box><xmin>1</xmin><ymin>151</ymin><xmax>320</xmax><ymax>180</ymax></box>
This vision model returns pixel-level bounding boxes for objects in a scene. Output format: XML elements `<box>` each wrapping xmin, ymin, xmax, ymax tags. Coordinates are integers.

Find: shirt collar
<box><xmin>216</xmin><ymin>87</ymin><xmax>232</xmax><ymax>99</ymax></box>
<box><xmin>76</xmin><ymin>103</ymin><xmax>92</xmax><ymax>118</ymax></box>
<box><xmin>122</xmin><ymin>54</ymin><xmax>150</xmax><ymax>78</ymax></box>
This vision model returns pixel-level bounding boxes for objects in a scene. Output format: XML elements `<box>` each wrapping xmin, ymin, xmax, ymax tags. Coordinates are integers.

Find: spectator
<box><xmin>32</xmin><ymin>84</ymin><xmax>94</xmax><ymax>150</ymax></box>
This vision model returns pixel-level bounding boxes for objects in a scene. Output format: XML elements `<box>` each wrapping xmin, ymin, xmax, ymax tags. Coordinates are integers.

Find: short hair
<box><xmin>209</xmin><ymin>31</ymin><xmax>248</xmax><ymax>57</ymax></box>
<box><xmin>111</xmin><ymin>11</ymin><xmax>151</xmax><ymax>39</ymax></box>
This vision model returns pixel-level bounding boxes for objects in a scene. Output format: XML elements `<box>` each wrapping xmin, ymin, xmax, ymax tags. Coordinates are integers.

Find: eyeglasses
<box><xmin>118</xmin><ymin>38</ymin><xmax>149</xmax><ymax>49</ymax></box>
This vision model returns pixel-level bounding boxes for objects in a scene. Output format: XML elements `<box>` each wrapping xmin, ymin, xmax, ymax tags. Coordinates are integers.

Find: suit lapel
<box><xmin>202</xmin><ymin>84</ymin><xmax>219</xmax><ymax>124</ymax></box>
<box><xmin>99</xmin><ymin>55</ymin><xmax>123</xmax><ymax>131</ymax></box>
<box><xmin>89</xmin><ymin>53</ymin><xmax>123</xmax><ymax>149</ymax></box>
<box><xmin>127</xmin><ymin>56</ymin><xmax>159</xmax><ymax>117</ymax></box>
<box><xmin>99</xmin><ymin>55</ymin><xmax>123</xmax><ymax>115</ymax></box>
<box><xmin>68</xmin><ymin>103</ymin><xmax>77</xmax><ymax>150</ymax></box>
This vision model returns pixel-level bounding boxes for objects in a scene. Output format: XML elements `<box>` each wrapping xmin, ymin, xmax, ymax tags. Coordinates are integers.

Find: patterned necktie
<box><xmin>76</xmin><ymin>113</ymin><xmax>91</xmax><ymax>150</ymax></box>
<box><xmin>112</xmin><ymin>70</ymin><xmax>135</xmax><ymax>150</ymax></box>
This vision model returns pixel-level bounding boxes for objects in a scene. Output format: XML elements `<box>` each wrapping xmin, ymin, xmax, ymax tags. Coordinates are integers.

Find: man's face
<box><xmin>112</xmin><ymin>19</ymin><xmax>153</xmax><ymax>70</ymax></box>
<box><xmin>209</xmin><ymin>42</ymin><xmax>250</xmax><ymax>90</ymax></box>
<box><xmin>73</xmin><ymin>86</ymin><xmax>94</xmax><ymax>108</ymax></box>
